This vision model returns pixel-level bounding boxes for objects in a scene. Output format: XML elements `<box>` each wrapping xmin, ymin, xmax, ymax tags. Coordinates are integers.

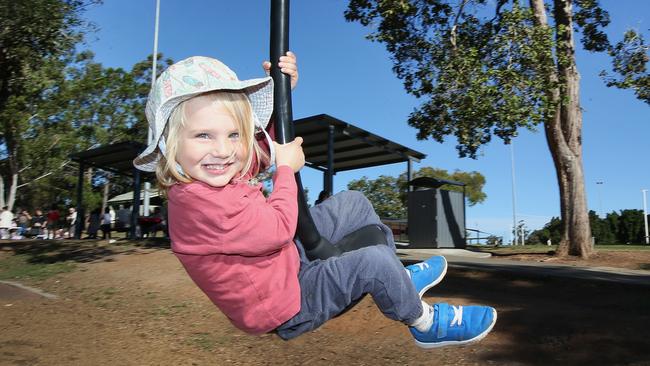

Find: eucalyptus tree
<box><xmin>0</xmin><ymin>0</ymin><xmax>99</xmax><ymax>210</ymax></box>
<box><xmin>13</xmin><ymin>53</ymin><xmax>169</xmax><ymax>211</ymax></box>
<box><xmin>345</xmin><ymin>0</ymin><xmax>646</xmax><ymax>257</ymax></box>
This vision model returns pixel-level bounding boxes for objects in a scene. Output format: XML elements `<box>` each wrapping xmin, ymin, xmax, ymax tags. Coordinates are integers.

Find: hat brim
<box><xmin>133</xmin><ymin>76</ymin><xmax>273</xmax><ymax>172</ymax></box>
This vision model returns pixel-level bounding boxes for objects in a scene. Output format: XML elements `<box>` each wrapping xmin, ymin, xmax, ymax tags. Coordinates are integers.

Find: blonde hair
<box><xmin>155</xmin><ymin>91</ymin><xmax>269</xmax><ymax>190</ymax></box>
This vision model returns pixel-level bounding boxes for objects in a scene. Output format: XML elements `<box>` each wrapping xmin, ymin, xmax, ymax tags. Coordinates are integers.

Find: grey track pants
<box><xmin>276</xmin><ymin>191</ymin><xmax>422</xmax><ymax>340</ymax></box>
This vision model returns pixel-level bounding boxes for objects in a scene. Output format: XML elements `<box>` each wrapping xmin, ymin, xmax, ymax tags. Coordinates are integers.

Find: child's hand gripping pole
<box><xmin>270</xmin><ymin>0</ymin><xmax>341</xmax><ymax>260</ymax></box>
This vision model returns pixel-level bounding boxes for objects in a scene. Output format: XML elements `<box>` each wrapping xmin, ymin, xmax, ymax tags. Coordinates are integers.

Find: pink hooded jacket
<box><xmin>168</xmin><ymin>165</ymin><xmax>301</xmax><ymax>334</ymax></box>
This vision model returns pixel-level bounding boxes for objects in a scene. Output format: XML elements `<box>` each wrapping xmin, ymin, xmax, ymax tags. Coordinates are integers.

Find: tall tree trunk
<box><xmin>8</xmin><ymin>173</ymin><xmax>17</xmax><ymax>211</ymax></box>
<box><xmin>0</xmin><ymin>176</ymin><xmax>4</xmax><ymax>208</ymax></box>
<box><xmin>0</xmin><ymin>171</ymin><xmax>19</xmax><ymax>211</ymax></box>
<box><xmin>531</xmin><ymin>0</ymin><xmax>593</xmax><ymax>258</ymax></box>
<box><xmin>101</xmin><ymin>181</ymin><xmax>110</xmax><ymax>215</ymax></box>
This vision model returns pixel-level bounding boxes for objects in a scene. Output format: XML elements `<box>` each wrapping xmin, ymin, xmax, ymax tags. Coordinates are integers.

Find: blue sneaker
<box><xmin>410</xmin><ymin>303</ymin><xmax>497</xmax><ymax>349</ymax></box>
<box><xmin>405</xmin><ymin>256</ymin><xmax>448</xmax><ymax>298</ymax></box>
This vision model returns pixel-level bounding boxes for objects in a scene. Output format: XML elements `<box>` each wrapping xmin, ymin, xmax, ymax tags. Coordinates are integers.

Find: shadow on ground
<box><xmin>0</xmin><ymin>238</ymin><xmax>170</xmax><ymax>265</ymax></box>
<box><xmin>427</xmin><ymin>268</ymin><xmax>650</xmax><ymax>365</ymax></box>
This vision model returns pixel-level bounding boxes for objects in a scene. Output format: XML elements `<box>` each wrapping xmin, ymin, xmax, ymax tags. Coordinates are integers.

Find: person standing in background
<box><xmin>66</xmin><ymin>207</ymin><xmax>77</xmax><ymax>239</ymax></box>
<box><xmin>46</xmin><ymin>205</ymin><xmax>61</xmax><ymax>239</ymax></box>
<box><xmin>30</xmin><ymin>209</ymin><xmax>46</xmax><ymax>238</ymax></box>
<box><xmin>17</xmin><ymin>210</ymin><xmax>31</xmax><ymax>237</ymax></box>
<box><xmin>100</xmin><ymin>207</ymin><xmax>112</xmax><ymax>240</ymax></box>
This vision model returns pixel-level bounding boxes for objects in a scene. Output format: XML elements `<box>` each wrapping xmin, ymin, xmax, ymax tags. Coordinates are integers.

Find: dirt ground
<box><xmin>1</xmin><ymin>240</ymin><xmax>650</xmax><ymax>366</ymax></box>
<box><xmin>484</xmin><ymin>248</ymin><xmax>650</xmax><ymax>271</ymax></box>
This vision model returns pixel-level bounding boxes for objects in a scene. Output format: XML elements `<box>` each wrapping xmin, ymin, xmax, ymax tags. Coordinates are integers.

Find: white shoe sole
<box><xmin>414</xmin><ymin>308</ymin><xmax>498</xmax><ymax>349</ymax></box>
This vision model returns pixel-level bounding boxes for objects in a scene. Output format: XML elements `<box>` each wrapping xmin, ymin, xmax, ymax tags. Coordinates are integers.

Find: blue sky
<box><xmin>83</xmin><ymin>1</ymin><xmax>649</xmax><ymax>241</ymax></box>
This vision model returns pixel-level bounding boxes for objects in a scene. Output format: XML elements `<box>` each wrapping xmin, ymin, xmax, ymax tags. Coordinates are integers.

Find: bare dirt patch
<box><xmin>488</xmin><ymin>248</ymin><xmax>650</xmax><ymax>271</ymax></box>
<box><xmin>1</xmin><ymin>241</ymin><xmax>649</xmax><ymax>366</ymax></box>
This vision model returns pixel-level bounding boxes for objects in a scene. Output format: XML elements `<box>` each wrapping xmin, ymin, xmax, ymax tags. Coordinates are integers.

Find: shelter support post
<box><xmin>74</xmin><ymin>162</ymin><xmax>85</xmax><ymax>239</ymax></box>
<box><xmin>324</xmin><ymin>124</ymin><xmax>334</xmax><ymax>194</ymax></box>
<box><xmin>131</xmin><ymin>169</ymin><xmax>141</xmax><ymax>239</ymax></box>
<box><xmin>407</xmin><ymin>158</ymin><xmax>413</xmax><ymax>192</ymax></box>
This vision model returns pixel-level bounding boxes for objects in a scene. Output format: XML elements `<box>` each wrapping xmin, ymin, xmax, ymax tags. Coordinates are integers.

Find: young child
<box><xmin>133</xmin><ymin>52</ymin><xmax>497</xmax><ymax>348</ymax></box>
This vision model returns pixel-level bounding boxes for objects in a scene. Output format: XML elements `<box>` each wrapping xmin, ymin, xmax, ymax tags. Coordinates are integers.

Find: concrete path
<box><xmin>397</xmin><ymin>248</ymin><xmax>650</xmax><ymax>286</ymax></box>
<box><xmin>0</xmin><ymin>281</ymin><xmax>58</xmax><ymax>301</ymax></box>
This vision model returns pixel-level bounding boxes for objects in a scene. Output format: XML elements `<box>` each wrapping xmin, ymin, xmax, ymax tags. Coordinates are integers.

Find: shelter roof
<box><xmin>69</xmin><ymin>114</ymin><xmax>426</xmax><ymax>177</ymax></box>
<box><xmin>294</xmin><ymin>114</ymin><xmax>426</xmax><ymax>172</ymax></box>
<box><xmin>69</xmin><ymin>141</ymin><xmax>150</xmax><ymax>177</ymax></box>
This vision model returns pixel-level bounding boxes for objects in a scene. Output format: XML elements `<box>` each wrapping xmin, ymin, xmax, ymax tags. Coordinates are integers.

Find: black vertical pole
<box><xmin>270</xmin><ymin>0</ymin><xmax>340</xmax><ymax>259</ymax></box>
<box><xmin>74</xmin><ymin>162</ymin><xmax>85</xmax><ymax>239</ymax></box>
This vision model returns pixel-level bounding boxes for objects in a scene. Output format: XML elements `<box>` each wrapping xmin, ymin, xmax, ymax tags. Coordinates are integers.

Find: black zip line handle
<box><xmin>269</xmin><ymin>0</ymin><xmax>342</xmax><ymax>260</ymax></box>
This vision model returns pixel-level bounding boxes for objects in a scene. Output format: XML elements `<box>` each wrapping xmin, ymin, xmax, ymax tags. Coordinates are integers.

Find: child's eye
<box><xmin>229</xmin><ymin>132</ymin><xmax>240</xmax><ymax>139</ymax></box>
<box><xmin>195</xmin><ymin>133</ymin><xmax>210</xmax><ymax>139</ymax></box>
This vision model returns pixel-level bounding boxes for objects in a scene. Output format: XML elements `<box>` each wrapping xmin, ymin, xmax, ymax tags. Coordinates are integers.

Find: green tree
<box><xmin>617</xmin><ymin>209</ymin><xmax>645</xmax><ymax>244</ymax></box>
<box><xmin>589</xmin><ymin>210</ymin><xmax>615</xmax><ymax>244</ymax></box>
<box><xmin>0</xmin><ymin>0</ymin><xmax>99</xmax><ymax>210</ymax></box>
<box><xmin>398</xmin><ymin>166</ymin><xmax>486</xmax><ymax>206</ymax></box>
<box><xmin>348</xmin><ymin>175</ymin><xmax>403</xmax><ymax>218</ymax></box>
<box><xmin>9</xmin><ymin>53</ymin><xmax>171</xmax><ymax>213</ymax></box>
<box><xmin>601</xmin><ymin>30</ymin><xmax>649</xmax><ymax>104</ymax></box>
<box><xmin>605</xmin><ymin>211</ymin><xmax>620</xmax><ymax>241</ymax></box>
<box><xmin>345</xmin><ymin>0</ymin><xmax>641</xmax><ymax>258</ymax></box>
<box><xmin>348</xmin><ymin>166</ymin><xmax>486</xmax><ymax>218</ymax></box>
<box><xmin>527</xmin><ymin>216</ymin><xmax>563</xmax><ymax>245</ymax></box>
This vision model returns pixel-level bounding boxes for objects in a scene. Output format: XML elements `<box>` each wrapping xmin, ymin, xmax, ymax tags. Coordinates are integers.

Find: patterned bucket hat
<box><xmin>133</xmin><ymin>56</ymin><xmax>274</xmax><ymax>172</ymax></box>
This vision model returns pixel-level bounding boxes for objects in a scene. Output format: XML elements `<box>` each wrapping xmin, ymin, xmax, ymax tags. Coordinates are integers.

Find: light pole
<box><xmin>642</xmin><ymin>189</ymin><xmax>649</xmax><ymax>245</ymax></box>
<box><xmin>510</xmin><ymin>142</ymin><xmax>518</xmax><ymax>245</ymax></box>
<box><xmin>143</xmin><ymin>0</ymin><xmax>161</xmax><ymax>218</ymax></box>
<box><xmin>596</xmin><ymin>181</ymin><xmax>604</xmax><ymax>217</ymax></box>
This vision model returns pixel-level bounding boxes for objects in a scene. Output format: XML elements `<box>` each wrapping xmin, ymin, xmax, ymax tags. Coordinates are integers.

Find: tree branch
<box><xmin>450</xmin><ymin>0</ymin><xmax>469</xmax><ymax>50</ymax></box>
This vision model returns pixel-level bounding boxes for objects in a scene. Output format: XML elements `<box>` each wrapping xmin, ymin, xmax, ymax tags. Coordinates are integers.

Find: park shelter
<box><xmin>295</xmin><ymin>114</ymin><xmax>426</xmax><ymax>193</ymax></box>
<box><xmin>69</xmin><ymin>114</ymin><xmax>427</xmax><ymax>239</ymax></box>
<box><xmin>69</xmin><ymin>141</ymin><xmax>150</xmax><ymax>239</ymax></box>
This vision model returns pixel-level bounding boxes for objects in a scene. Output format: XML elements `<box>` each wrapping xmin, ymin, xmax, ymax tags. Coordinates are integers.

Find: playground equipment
<box><xmin>270</xmin><ymin>0</ymin><xmax>386</xmax><ymax>260</ymax></box>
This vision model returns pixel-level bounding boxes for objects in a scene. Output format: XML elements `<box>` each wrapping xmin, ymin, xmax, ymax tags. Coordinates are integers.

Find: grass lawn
<box><xmin>0</xmin><ymin>253</ymin><xmax>77</xmax><ymax>282</ymax></box>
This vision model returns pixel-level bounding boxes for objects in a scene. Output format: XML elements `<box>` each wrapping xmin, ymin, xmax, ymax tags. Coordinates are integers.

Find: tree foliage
<box><xmin>345</xmin><ymin>0</ymin><xmax>568</xmax><ymax>157</ymax></box>
<box><xmin>11</xmin><ymin>53</ymin><xmax>171</xmax><ymax>212</ymax></box>
<box><xmin>0</xmin><ymin>0</ymin><xmax>100</xmax><ymax>209</ymax></box>
<box><xmin>344</xmin><ymin>0</ymin><xmax>642</xmax><ymax>258</ymax></box>
<box><xmin>601</xmin><ymin>30</ymin><xmax>650</xmax><ymax>104</ymax></box>
<box><xmin>528</xmin><ymin>210</ymin><xmax>647</xmax><ymax>245</ymax></box>
<box><xmin>0</xmin><ymin>0</ymin><xmax>173</xmax><ymax>213</ymax></box>
<box><xmin>347</xmin><ymin>166</ymin><xmax>486</xmax><ymax>218</ymax></box>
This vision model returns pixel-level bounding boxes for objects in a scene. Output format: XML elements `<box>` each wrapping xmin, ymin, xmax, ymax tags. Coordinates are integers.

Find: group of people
<box><xmin>0</xmin><ymin>204</ymin><xmax>165</xmax><ymax>240</ymax></box>
<box><xmin>0</xmin><ymin>205</ymin><xmax>76</xmax><ymax>240</ymax></box>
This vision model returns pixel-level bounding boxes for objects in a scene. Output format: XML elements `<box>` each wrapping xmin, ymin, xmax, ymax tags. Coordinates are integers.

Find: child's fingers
<box><xmin>293</xmin><ymin>136</ymin><xmax>303</xmax><ymax>146</ymax></box>
<box><xmin>262</xmin><ymin>61</ymin><xmax>271</xmax><ymax>75</ymax></box>
<box><xmin>282</xmin><ymin>51</ymin><xmax>296</xmax><ymax>62</ymax></box>
<box><xmin>278</xmin><ymin>60</ymin><xmax>297</xmax><ymax>71</ymax></box>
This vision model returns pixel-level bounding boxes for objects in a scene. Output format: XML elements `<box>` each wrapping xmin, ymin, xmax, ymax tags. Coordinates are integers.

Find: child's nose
<box><xmin>211</xmin><ymin>139</ymin><xmax>233</xmax><ymax>158</ymax></box>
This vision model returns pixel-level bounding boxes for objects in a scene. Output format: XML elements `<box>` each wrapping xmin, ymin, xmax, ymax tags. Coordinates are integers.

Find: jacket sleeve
<box><xmin>188</xmin><ymin>165</ymin><xmax>298</xmax><ymax>257</ymax></box>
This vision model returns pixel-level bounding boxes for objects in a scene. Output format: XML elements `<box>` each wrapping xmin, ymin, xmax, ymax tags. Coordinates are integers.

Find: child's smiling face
<box><xmin>176</xmin><ymin>95</ymin><xmax>247</xmax><ymax>188</ymax></box>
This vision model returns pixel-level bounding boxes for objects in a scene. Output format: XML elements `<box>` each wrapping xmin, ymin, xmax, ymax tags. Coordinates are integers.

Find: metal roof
<box><xmin>68</xmin><ymin>114</ymin><xmax>426</xmax><ymax>176</ymax></box>
<box><xmin>294</xmin><ymin>114</ymin><xmax>426</xmax><ymax>172</ymax></box>
<box><xmin>69</xmin><ymin>141</ymin><xmax>150</xmax><ymax>177</ymax></box>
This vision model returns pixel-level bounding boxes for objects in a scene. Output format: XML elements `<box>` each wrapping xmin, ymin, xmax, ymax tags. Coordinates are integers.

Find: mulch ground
<box><xmin>1</xmin><ymin>240</ymin><xmax>650</xmax><ymax>366</ymax></box>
